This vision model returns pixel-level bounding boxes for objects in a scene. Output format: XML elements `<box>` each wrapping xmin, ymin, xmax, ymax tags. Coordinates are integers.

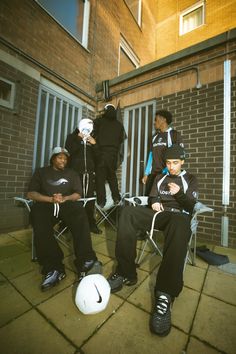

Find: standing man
<box><xmin>27</xmin><ymin>147</ymin><xmax>102</xmax><ymax>291</ymax></box>
<box><xmin>94</xmin><ymin>104</ymin><xmax>126</xmax><ymax>208</ymax></box>
<box><xmin>65</xmin><ymin>118</ymin><xmax>102</xmax><ymax>234</ymax></box>
<box><xmin>107</xmin><ymin>145</ymin><xmax>198</xmax><ymax>336</ymax></box>
<box><xmin>142</xmin><ymin>110</ymin><xmax>184</xmax><ymax>195</ymax></box>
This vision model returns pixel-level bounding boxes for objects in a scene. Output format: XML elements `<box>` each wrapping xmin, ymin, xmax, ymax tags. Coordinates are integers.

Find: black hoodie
<box><xmin>94</xmin><ymin>107</ymin><xmax>125</xmax><ymax>150</ymax></box>
<box><xmin>65</xmin><ymin>128</ymin><xmax>98</xmax><ymax>173</ymax></box>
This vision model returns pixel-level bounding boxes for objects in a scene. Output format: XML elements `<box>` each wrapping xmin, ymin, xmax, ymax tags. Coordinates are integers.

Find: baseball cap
<box><xmin>50</xmin><ymin>147</ymin><xmax>70</xmax><ymax>160</ymax></box>
<box><xmin>164</xmin><ymin>145</ymin><xmax>186</xmax><ymax>160</ymax></box>
<box><xmin>104</xmin><ymin>103</ymin><xmax>115</xmax><ymax>110</ymax></box>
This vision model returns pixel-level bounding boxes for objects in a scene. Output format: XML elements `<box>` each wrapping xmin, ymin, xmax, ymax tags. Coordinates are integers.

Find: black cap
<box><xmin>164</xmin><ymin>145</ymin><xmax>186</xmax><ymax>160</ymax></box>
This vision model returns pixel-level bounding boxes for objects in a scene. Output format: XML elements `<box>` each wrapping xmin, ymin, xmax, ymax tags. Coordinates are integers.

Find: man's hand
<box><xmin>151</xmin><ymin>202</ymin><xmax>164</xmax><ymax>212</ymax></box>
<box><xmin>168</xmin><ymin>183</ymin><xmax>180</xmax><ymax>195</ymax></box>
<box><xmin>52</xmin><ymin>193</ymin><xmax>63</xmax><ymax>203</ymax></box>
<box><xmin>142</xmin><ymin>175</ymin><xmax>148</xmax><ymax>184</ymax></box>
<box><xmin>87</xmin><ymin>136</ymin><xmax>96</xmax><ymax>145</ymax></box>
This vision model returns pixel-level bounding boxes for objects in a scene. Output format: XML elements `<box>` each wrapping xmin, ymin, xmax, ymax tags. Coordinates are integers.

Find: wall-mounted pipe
<box><xmin>221</xmin><ymin>59</ymin><xmax>231</xmax><ymax>247</ymax></box>
<box><xmin>102</xmin><ymin>66</ymin><xmax>202</xmax><ymax>100</ymax></box>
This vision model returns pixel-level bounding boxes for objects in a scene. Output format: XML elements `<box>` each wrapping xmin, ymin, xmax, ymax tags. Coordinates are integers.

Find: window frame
<box><xmin>179</xmin><ymin>1</ymin><xmax>205</xmax><ymax>36</ymax></box>
<box><xmin>34</xmin><ymin>0</ymin><xmax>90</xmax><ymax>48</ymax></box>
<box><xmin>0</xmin><ymin>77</ymin><xmax>15</xmax><ymax>109</ymax></box>
<box><xmin>124</xmin><ymin>0</ymin><xmax>142</xmax><ymax>27</ymax></box>
<box><xmin>118</xmin><ymin>36</ymin><xmax>140</xmax><ymax>75</ymax></box>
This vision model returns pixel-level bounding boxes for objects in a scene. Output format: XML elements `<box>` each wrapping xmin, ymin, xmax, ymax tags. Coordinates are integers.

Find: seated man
<box><xmin>27</xmin><ymin>147</ymin><xmax>102</xmax><ymax>291</ymax></box>
<box><xmin>107</xmin><ymin>145</ymin><xmax>198</xmax><ymax>336</ymax></box>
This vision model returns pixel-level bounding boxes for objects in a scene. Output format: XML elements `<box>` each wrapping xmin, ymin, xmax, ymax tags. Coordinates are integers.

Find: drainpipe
<box><xmin>221</xmin><ymin>59</ymin><xmax>231</xmax><ymax>247</ymax></box>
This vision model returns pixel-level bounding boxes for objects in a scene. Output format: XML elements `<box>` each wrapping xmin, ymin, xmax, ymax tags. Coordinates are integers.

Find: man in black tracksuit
<box><xmin>94</xmin><ymin>104</ymin><xmax>126</xmax><ymax>208</ymax></box>
<box><xmin>65</xmin><ymin>121</ymin><xmax>101</xmax><ymax>234</ymax></box>
<box><xmin>27</xmin><ymin>147</ymin><xmax>102</xmax><ymax>291</ymax></box>
<box><xmin>142</xmin><ymin>110</ymin><xmax>184</xmax><ymax>195</ymax></box>
<box><xmin>107</xmin><ymin>145</ymin><xmax>198</xmax><ymax>337</ymax></box>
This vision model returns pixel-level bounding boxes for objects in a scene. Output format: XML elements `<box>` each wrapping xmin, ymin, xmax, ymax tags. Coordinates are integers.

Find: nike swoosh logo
<box><xmin>94</xmin><ymin>283</ymin><xmax>102</xmax><ymax>303</ymax></box>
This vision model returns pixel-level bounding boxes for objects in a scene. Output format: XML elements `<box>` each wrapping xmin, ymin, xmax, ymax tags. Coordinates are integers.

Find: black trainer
<box><xmin>107</xmin><ymin>272</ymin><xmax>137</xmax><ymax>293</ymax></box>
<box><xmin>78</xmin><ymin>260</ymin><xmax>102</xmax><ymax>282</ymax></box>
<box><xmin>41</xmin><ymin>270</ymin><xmax>66</xmax><ymax>291</ymax></box>
<box><xmin>150</xmin><ymin>291</ymin><xmax>172</xmax><ymax>336</ymax></box>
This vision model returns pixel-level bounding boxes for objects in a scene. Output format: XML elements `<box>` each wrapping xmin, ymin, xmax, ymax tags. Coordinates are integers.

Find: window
<box><xmin>0</xmin><ymin>77</ymin><xmax>15</xmax><ymax>109</ymax></box>
<box><xmin>33</xmin><ymin>80</ymin><xmax>87</xmax><ymax>169</ymax></box>
<box><xmin>180</xmin><ymin>1</ymin><xmax>205</xmax><ymax>35</ymax></box>
<box><xmin>119</xmin><ymin>36</ymin><xmax>140</xmax><ymax>75</ymax></box>
<box><xmin>35</xmin><ymin>0</ymin><xmax>90</xmax><ymax>47</ymax></box>
<box><xmin>124</xmin><ymin>0</ymin><xmax>142</xmax><ymax>26</ymax></box>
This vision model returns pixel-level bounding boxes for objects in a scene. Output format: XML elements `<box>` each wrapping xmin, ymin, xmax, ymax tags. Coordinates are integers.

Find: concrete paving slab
<box><xmin>172</xmin><ymin>287</ymin><xmax>200</xmax><ymax>333</ymax></box>
<box><xmin>203</xmin><ymin>268</ymin><xmax>236</xmax><ymax>306</ymax></box>
<box><xmin>192</xmin><ymin>294</ymin><xmax>236</xmax><ymax>354</ymax></box>
<box><xmin>213</xmin><ymin>245</ymin><xmax>236</xmax><ymax>263</ymax></box>
<box><xmin>137</xmin><ymin>252</ymin><xmax>162</xmax><ymax>273</ymax></box>
<box><xmin>8</xmin><ymin>228</ymin><xmax>32</xmax><ymax>248</ymax></box>
<box><xmin>187</xmin><ymin>336</ymin><xmax>223</xmax><ymax>354</ymax></box>
<box><xmin>184</xmin><ymin>264</ymin><xmax>206</xmax><ymax>292</ymax></box>
<box><xmin>128</xmin><ymin>271</ymin><xmax>156</xmax><ymax>313</ymax></box>
<box><xmin>0</xmin><ymin>251</ymin><xmax>37</xmax><ymax>279</ymax></box>
<box><xmin>11</xmin><ymin>268</ymin><xmax>76</xmax><ymax>306</ymax></box>
<box><xmin>0</xmin><ymin>274</ymin><xmax>31</xmax><ymax>327</ymax></box>
<box><xmin>82</xmin><ymin>301</ymin><xmax>188</xmax><ymax>354</ymax></box>
<box><xmin>0</xmin><ymin>236</ymin><xmax>30</xmax><ymax>260</ymax></box>
<box><xmin>91</xmin><ymin>233</ymin><xmax>107</xmax><ymax>246</ymax></box>
<box><xmin>37</xmin><ymin>285</ymin><xmax>124</xmax><ymax>348</ymax></box>
<box><xmin>0</xmin><ymin>309</ymin><xmax>75</xmax><ymax>354</ymax></box>
<box><xmin>92</xmin><ymin>239</ymin><xmax>116</xmax><ymax>258</ymax></box>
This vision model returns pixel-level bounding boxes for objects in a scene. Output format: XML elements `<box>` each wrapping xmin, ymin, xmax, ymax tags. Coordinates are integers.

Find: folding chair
<box><xmin>124</xmin><ymin>197</ymin><xmax>214</xmax><ymax>268</ymax></box>
<box><xmin>95</xmin><ymin>183</ymin><xmax>127</xmax><ymax>231</ymax></box>
<box><xmin>14</xmin><ymin>196</ymin><xmax>96</xmax><ymax>261</ymax></box>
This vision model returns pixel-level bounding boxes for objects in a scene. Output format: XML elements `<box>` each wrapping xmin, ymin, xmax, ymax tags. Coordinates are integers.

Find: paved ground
<box><xmin>0</xmin><ymin>225</ymin><xmax>236</xmax><ymax>354</ymax></box>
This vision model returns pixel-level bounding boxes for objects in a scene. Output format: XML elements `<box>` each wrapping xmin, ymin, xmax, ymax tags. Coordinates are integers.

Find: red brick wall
<box><xmin>0</xmin><ymin>0</ymin><xmax>156</xmax><ymax>101</ymax></box>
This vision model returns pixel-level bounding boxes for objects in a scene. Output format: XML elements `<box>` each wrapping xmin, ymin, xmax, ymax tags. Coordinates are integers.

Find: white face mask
<box><xmin>78</xmin><ymin>119</ymin><xmax>93</xmax><ymax>137</ymax></box>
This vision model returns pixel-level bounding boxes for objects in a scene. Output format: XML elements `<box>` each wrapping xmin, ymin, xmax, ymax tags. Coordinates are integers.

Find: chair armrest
<box><xmin>125</xmin><ymin>196</ymin><xmax>148</xmax><ymax>206</ymax></box>
<box><xmin>14</xmin><ymin>197</ymin><xmax>33</xmax><ymax>212</ymax></box>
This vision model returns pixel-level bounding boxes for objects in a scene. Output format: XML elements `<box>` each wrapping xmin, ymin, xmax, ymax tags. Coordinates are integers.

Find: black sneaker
<box><xmin>78</xmin><ymin>260</ymin><xmax>102</xmax><ymax>281</ymax></box>
<box><xmin>41</xmin><ymin>270</ymin><xmax>66</xmax><ymax>291</ymax></box>
<box><xmin>107</xmin><ymin>272</ymin><xmax>137</xmax><ymax>293</ymax></box>
<box><xmin>150</xmin><ymin>291</ymin><xmax>172</xmax><ymax>336</ymax></box>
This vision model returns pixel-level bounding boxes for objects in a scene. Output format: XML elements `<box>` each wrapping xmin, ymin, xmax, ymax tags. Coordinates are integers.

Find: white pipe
<box><xmin>221</xmin><ymin>59</ymin><xmax>231</xmax><ymax>247</ymax></box>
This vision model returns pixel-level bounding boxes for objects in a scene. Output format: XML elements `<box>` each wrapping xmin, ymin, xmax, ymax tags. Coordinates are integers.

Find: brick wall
<box><xmin>156</xmin><ymin>78</ymin><xmax>236</xmax><ymax>247</ymax></box>
<box><xmin>0</xmin><ymin>0</ymin><xmax>156</xmax><ymax>100</ymax></box>
<box><xmin>155</xmin><ymin>0</ymin><xmax>236</xmax><ymax>60</ymax></box>
<box><xmin>0</xmin><ymin>61</ymin><xmax>39</xmax><ymax>230</ymax></box>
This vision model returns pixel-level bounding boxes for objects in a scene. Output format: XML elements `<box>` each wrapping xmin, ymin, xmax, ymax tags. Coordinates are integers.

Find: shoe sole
<box><xmin>41</xmin><ymin>273</ymin><xmax>66</xmax><ymax>292</ymax></box>
<box><xmin>150</xmin><ymin>325</ymin><xmax>171</xmax><ymax>337</ymax></box>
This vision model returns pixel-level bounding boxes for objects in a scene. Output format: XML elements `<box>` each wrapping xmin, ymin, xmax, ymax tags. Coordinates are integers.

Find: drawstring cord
<box><xmin>53</xmin><ymin>203</ymin><xmax>60</xmax><ymax>218</ymax></box>
<box><xmin>82</xmin><ymin>138</ymin><xmax>90</xmax><ymax>198</ymax></box>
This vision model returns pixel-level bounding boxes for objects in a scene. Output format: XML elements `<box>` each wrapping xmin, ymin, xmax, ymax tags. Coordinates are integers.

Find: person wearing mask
<box><xmin>66</xmin><ymin>118</ymin><xmax>102</xmax><ymax>234</ymax></box>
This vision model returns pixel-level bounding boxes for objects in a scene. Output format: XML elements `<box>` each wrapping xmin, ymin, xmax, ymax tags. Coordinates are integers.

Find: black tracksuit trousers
<box><xmin>31</xmin><ymin>201</ymin><xmax>97</xmax><ymax>274</ymax></box>
<box><xmin>115</xmin><ymin>206</ymin><xmax>191</xmax><ymax>298</ymax></box>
